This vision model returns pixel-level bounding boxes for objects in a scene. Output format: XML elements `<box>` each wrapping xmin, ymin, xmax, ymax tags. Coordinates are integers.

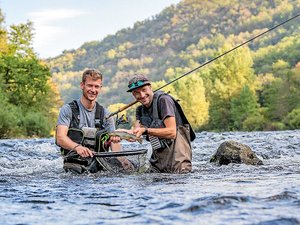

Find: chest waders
<box><xmin>139</xmin><ymin>91</ymin><xmax>196</xmax><ymax>172</ymax></box>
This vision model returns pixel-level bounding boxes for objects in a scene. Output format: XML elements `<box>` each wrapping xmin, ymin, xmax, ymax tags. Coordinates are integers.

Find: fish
<box><xmin>108</xmin><ymin>131</ymin><xmax>143</xmax><ymax>144</ymax></box>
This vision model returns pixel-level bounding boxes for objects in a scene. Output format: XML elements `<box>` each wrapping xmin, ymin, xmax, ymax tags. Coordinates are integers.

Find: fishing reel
<box><xmin>95</xmin><ymin>129</ymin><xmax>110</xmax><ymax>152</ymax></box>
<box><xmin>115</xmin><ymin>114</ymin><xmax>129</xmax><ymax>127</ymax></box>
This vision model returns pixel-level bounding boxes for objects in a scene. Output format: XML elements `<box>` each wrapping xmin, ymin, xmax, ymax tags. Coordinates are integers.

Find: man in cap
<box><xmin>127</xmin><ymin>74</ymin><xmax>195</xmax><ymax>173</ymax></box>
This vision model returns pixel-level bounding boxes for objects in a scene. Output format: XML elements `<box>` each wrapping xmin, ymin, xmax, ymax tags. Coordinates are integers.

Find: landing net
<box><xmin>95</xmin><ymin>149</ymin><xmax>148</xmax><ymax>173</ymax></box>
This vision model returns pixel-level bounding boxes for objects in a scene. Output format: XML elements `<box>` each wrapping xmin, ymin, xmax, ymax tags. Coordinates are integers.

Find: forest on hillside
<box><xmin>49</xmin><ymin>0</ymin><xmax>300</xmax><ymax>132</ymax></box>
<box><xmin>0</xmin><ymin>0</ymin><xmax>300</xmax><ymax>138</ymax></box>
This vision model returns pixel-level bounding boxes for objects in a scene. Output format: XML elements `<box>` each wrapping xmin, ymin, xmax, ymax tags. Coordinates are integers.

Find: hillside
<box><xmin>48</xmin><ymin>0</ymin><xmax>300</xmax><ymax>131</ymax></box>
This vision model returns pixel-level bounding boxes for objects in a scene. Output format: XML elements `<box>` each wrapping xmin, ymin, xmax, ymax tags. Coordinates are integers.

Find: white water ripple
<box><xmin>0</xmin><ymin>130</ymin><xmax>299</xmax><ymax>225</ymax></box>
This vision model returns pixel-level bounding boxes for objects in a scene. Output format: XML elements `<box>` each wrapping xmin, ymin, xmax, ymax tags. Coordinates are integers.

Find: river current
<box><xmin>0</xmin><ymin>130</ymin><xmax>299</xmax><ymax>225</ymax></box>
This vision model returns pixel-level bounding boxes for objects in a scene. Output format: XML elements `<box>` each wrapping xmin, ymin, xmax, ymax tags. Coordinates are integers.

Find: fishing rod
<box><xmin>107</xmin><ymin>12</ymin><xmax>300</xmax><ymax>119</ymax></box>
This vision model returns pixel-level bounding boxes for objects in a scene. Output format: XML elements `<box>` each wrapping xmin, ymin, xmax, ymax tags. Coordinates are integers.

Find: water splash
<box><xmin>0</xmin><ymin>130</ymin><xmax>299</xmax><ymax>224</ymax></box>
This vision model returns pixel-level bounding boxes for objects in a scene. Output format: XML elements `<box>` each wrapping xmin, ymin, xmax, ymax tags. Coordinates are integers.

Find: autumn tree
<box><xmin>0</xmin><ymin>18</ymin><xmax>62</xmax><ymax>138</ymax></box>
<box><xmin>207</xmin><ymin>44</ymin><xmax>256</xmax><ymax>131</ymax></box>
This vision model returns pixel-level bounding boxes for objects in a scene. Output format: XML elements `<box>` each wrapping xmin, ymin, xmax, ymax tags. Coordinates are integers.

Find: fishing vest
<box><xmin>61</xmin><ymin>100</ymin><xmax>109</xmax><ymax>155</ymax></box>
<box><xmin>139</xmin><ymin>91</ymin><xmax>196</xmax><ymax>150</ymax></box>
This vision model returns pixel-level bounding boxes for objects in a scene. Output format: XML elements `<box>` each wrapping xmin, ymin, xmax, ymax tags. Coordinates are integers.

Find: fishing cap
<box><xmin>127</xmin><ymin>74</ymin><xmax>151</xmax><ymax>92</ymax></box>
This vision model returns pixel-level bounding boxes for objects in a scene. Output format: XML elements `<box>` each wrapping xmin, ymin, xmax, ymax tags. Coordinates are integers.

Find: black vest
<box><xmin>138</xmin><ymin>91</ymin><xmax>196</xmax><ymax>142</ymax></box>
<box><xmin>60</xmin><ymin>100</ymin><xmax>106</xmax><ymax>155</ymax></box>
<box><xmin>69</xmin><ymin>100</ymin><xmax>105</xmax><ymax>130</ymax></box>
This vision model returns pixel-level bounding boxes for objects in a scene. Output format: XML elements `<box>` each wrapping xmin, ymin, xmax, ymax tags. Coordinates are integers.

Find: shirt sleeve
<box><xmin>103</xmin><ymin>108</ymin><xmax>116</xmax><ymax>132</ymax></box>
<box><xmin>158</xmin><ymin>95</ymin><xmax>176</xmax><ymax>121</ymax></box>
<box><xmin>56</xmin><ymin>104</ymin><xmax>72</xmax><ymax>126</ymax></box>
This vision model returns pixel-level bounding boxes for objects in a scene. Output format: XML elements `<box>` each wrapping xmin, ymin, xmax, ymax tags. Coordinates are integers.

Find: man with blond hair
<box><xmin>56</xmin><ymin>69</ymin><xmax>133</xmax><ymax>173</ymax></box>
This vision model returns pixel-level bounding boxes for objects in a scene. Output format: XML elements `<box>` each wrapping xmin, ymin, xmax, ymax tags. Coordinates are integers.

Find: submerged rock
<box><xmin>210</xmin><ymin>140</ymin><xmax>263</xmax><ymax>165</ymax></box>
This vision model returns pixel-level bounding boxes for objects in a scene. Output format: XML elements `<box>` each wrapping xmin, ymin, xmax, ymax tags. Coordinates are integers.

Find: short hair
<box><xmin>82</xmin><ymin>69</ymin><xmax>102</xmax><ymax>83</ymax></box>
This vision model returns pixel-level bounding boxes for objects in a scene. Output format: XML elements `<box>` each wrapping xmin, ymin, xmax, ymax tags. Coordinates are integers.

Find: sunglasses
<box><xmin>128</xmin><ymin>80</ymin><xmax>147</xmax><ymax>89</ymax></box>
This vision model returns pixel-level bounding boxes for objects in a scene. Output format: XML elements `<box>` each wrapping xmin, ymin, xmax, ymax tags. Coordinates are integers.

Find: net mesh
<box><xmin>95</xmin><ymin>149</ymin><xmax>148</xmax><ymax>173</ymax></box>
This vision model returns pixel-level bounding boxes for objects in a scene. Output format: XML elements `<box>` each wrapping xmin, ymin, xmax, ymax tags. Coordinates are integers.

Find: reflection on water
<box><xmin>0</xmin><ymin>130</ymin><xmax>300</xmax><ymax>225</ymax></box>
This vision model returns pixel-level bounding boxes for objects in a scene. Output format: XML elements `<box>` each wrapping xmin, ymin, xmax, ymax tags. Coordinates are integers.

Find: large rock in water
<box><xmin>210</xmin><ymin>140</ymin><xmax>263</xmax><ymax>165</ymax></box>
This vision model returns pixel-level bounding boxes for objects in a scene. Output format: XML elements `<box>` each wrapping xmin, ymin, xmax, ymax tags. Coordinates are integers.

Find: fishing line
<box><xmin>107</xmin><ymin>12</ymin><xmax>300</xmax><ymax>119</ymax></box>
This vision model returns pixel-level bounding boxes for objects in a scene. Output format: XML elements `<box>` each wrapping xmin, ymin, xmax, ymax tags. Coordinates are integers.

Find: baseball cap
<box><xmin>127</xmin><ymin>74</ymin><xmax>151</xmax><ymax>92</ymax></box>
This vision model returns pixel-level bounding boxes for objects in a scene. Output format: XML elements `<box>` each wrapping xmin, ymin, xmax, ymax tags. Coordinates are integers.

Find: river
<box><xmin>0</xmin><ymin>130</ymin><xmax>299</xmax><ymax>225</ymax></box>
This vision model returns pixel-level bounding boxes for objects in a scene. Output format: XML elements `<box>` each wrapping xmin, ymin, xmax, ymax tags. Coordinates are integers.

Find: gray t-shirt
<box><xmin>136</xmin><ymin>94</ymin><xmax>183</xmax><ymax>126</ymax></box>
<box><xmin>57</xmin><ymin>99</ymin><xmax>115</xmax><ymax>132</ymax></box>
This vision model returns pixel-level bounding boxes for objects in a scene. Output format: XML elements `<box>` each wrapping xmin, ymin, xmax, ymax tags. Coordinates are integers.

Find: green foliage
<box><xmin>0</xmin><ymin>56</ymin><xmax>51</xmax><ymax>108</ymax></box>
<box><xmin>230</xmin><ymin>85</ymin><xmax>259</xmax><ymax>130</ymax></box>
<box><xmin>21</xmin><ymin>111</ymin><xmax>52</xmax><ymax>137</ymax></box>
<box><xmin>207</xmin><ymin>45</ymin><xmax>256</xmax><ymax>130</ymax></box>
<box><xmin>0</xmin><ymin>15</ymin><xmax>62</xmax><ymax>138</ymax></box>
<box><xmin>284</xmin><ymin>108</ymin><xmax>300</xmax><ymax>129</ymax></box>
<box><xmin>0</xmin><ymin>92</ymin><xmax>22</xmax><ymax>138</ymax></box>
<box><xmin>44</xmin><ymin>0</ymin><xmax>300</xmax><ymax>132</ymax></box>
<box><xmin>262</xmin><ymin>69</ymin><xmax>300</xmax><ymax>122</ymax></box>
<box><xmin>0</xmin><ymin>54</ymin><xmax>61</xmax><ymax>137</ymax></box>
<box><xmin>172</xmin><ymin>73</ymin><xmax>209</xmax><ymax>131</ymax></box>
<box><xmin>51</xmin><ymin>71</ymin><xmax>82</xmax><ymax>103</ymax></box>
<box><xmin>8</xmin><ymin>21</ymin><xmax>35</xmax><ymax>57</ymax></box>
<box><xmin>264</xmin><ymin>121</ymin><xmax>286</xmax><ymax>131</ymax></box>
<box><xmin>0</xmin><ymin>9</ymin><xmax>8</xmax><ymax>55</ymax></box>
<box><xmin>253</xmin><ymin>35</ymin><xmax>300</xmax><ymax>74</ymax></box>
<box><xmin>151</xmin><ymin>80</ymin><xmax>177</xmax><ymax>96</ymax></box>
<box><xmin>242</xmin><ymin>113</ymin><xmax>266</xmax><ymax>131</ymax></box>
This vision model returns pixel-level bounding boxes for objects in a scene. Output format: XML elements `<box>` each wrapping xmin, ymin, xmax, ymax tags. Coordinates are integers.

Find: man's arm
<box><xmin>56</xmin><ymin>125</ymin><xmax>94</xmax><ymax>157</ymax></box>
<box><xmin>134</xmin><ymin>116</ymin><xmax>176</xmax><ymax>139</ymax></box>
<box><xmin>110</xmin><ymin>142</ymin><xmax>121</xmax><ymax>152</ymax></box>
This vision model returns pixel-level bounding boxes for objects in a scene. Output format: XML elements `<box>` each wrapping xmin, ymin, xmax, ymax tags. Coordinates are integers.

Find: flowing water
<box><xmin>0</xmin><ymin>130</ymin><xmax>299</xmax><ymax>225</ymax></box>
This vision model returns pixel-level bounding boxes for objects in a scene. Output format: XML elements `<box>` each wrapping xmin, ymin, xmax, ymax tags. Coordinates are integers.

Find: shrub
<box><xmin>284</xmin><ymin>108</ymin><xmax>300</xmax><ymax>129</ymax></box>
<box><xmin>242</xmin><ymin>114</ymin><xmax>266</xmax><ymax>131</ymax></box>
<box><xmin>21</xmin><ymin>112</ymin><xmax>52</xmax><ymax>137</ymax></box>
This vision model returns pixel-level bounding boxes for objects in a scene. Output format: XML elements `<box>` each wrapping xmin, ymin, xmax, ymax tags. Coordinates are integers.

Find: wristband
<box><xmin>72</xmin><ymin>144</ymin><xmax>81</xmax><ymax>151</ymax></box>
<box><xmin>143</xmin><ymin>127</ymin><xmax>148</xmax><ymax>135</ymax></box>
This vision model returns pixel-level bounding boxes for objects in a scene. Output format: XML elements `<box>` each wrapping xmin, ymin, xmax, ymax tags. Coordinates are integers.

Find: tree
<box><xmin>8</xmin><ymin>21</ymin><xmax>35</xmax><ymax>57</ymax></box>
<box><xmin>1</xmin><ymin>56</ymin><xmax>51</xmax><ymax>108</ymax></box>
<box><xmin>165</xmin><ymin>63</ymin><xmax>209</xmax><ymax>131</ymax></box>
<box><xmin>0</xmin><ymin>55</ymin><xmax>61</xmax><ymax>137</ymax></box>
<box><xmin>0</xmin><ymin>16</ymin><xmax>62</xmax><ymax>137</ymax></box>
<box><xmin>207</xmin><ymin>44</ymin><xmax>256</xmax><ymax>130</ymax></box>
<box><xmin>0</xmin><ymin>9</ymin><xmax>9</xmax><ymax>55</ymax></box>
<box><xmin>284</xmin><ymin>108</ymin><xmax>300</xmax><ymax>129</ymax></box>
<box><xmin>230</xmin><ymin>85</ymin><xmax>259</xmax><ymax>130</ymax></box>
<box><xmin>0</xmin><ymin>90</ymin><xmax>22</xmax><ymax>138</ymax></box>
<box><xmin>173</xmin><ymin>73</ymin><xmax>209</xmax><ymax>130</ymax></box>
<box><xmin>262</xmin><ymin>66</ymin><xmax>300</xmax><ymax>123</ymax></box>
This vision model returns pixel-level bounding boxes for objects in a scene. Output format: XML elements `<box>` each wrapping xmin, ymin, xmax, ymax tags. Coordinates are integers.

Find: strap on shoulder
<box><xmin>172</xmin><ymin>99</ymin><xmax>196</xmax><ymax>141</ymax></box>
<box><xmin>95</xmin><ymin>102</ymin><xmax>105</xmax><ymax>129</ymax></box>
<box><xmin>153</xmin><ymin>91</ymin><xmax>196</xmax><ymax>141</ymax></box>
<box><xmin>69</xmin><ymin>100</ymin><xmax>80</xmax><ymax>128</ymax></box>
<box><xmin>152</xmin><ymin>90</ymin><xmax>166</xmax><ymax>119</ymax></box>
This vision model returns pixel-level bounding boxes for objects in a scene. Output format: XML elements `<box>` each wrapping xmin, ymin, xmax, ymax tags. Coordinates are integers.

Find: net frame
<box><xmin>94</xmin><ymin>149</ymin><xmax>148</xmax><ymax>173</ymax></box>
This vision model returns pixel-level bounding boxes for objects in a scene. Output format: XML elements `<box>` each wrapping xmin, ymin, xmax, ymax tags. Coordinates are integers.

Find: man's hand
<box><xmin>109</xmin><ymin>136</ymin><xmax>121</xmax><ymax>143</ymax></box>
<box><xmin>75</xmin><ymin>145</ymin><xmax>94</xmax><ymax>158</ymax></box>
<box><xmin>133</xmin><ymin>127</ymin><xmax>145</xmax><ymax>138</ymax></box>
